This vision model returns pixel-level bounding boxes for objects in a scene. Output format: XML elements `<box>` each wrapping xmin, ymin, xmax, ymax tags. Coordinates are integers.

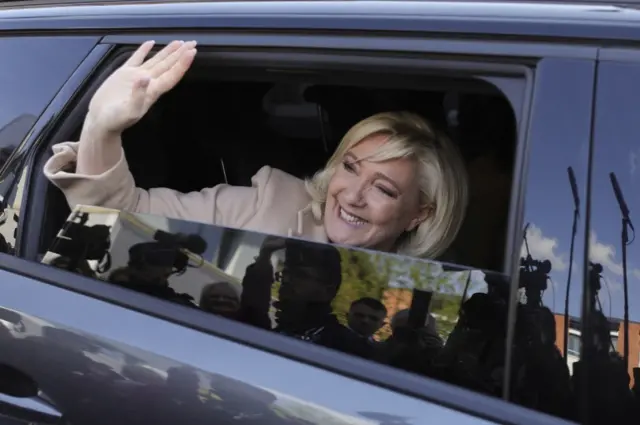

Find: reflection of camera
<box><xmin>153</xmin><ymin>230</ymin><xmax>207</xmax><ymax>254</ymax></box>
<box><xmin>519</xmin><ymin>256</ymin><xmax>551</xmax><ymax>306</ymax></box>
<box><xmin>50</xmin><ymin>212</ymin><xmax>111</xmax><ymax>269</ymax></box>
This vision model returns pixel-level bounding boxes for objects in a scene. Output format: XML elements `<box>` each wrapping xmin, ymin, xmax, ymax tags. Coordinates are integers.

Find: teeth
<box><xmin>340</xmin><ymin>207</ymin><xmax>366</xmax><ymax>225</ymax></box>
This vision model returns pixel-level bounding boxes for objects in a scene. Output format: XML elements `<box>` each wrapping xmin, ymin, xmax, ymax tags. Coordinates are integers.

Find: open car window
<box><xmin>40</xmin><ymin>205</ymin><xmax>525</xmax><ymax>409</ymax></box>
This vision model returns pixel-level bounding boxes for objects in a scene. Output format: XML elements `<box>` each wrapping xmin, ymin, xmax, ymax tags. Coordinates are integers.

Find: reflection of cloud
<box><xmin>589</xmin><ymin>232</ymin><xmax>622</xmax><ymax>276</ymax></box>
<box><xmin>633</xmin><ymin>269</ymin><xmax>640</xmax><ymax>280</ymax></box>
<box><xmin>522</xmin><ymin>224</ymin><xmax>567</xmax><ymax>271</ymax></box>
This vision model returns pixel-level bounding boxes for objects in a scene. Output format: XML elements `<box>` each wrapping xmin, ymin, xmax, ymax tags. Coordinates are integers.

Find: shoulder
<box><xmin>251</xmin><ymin>165</ymin><xmax>310</xmax><ymax>203</ymax></box>
<box><xmin>248</xmin><ymin>165</ymin><xmax>313</xmax><ymax>223</ymax></box>
<box><xmin>252</xmin><ymin>165</ymin><xmax>306</xmax><ymax>189</ymax></box>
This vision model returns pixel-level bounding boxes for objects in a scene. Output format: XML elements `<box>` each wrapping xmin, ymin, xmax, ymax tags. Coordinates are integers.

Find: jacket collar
<box><xmin>293</xmin><ymin>204</ymin><xmax>328</xmax><ymax>243</ymax></box>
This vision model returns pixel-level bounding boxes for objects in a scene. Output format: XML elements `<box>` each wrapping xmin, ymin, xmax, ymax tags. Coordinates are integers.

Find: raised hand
<box><xmin>87</xmin><ymin>40</ymin><xmax>197</xmax><ymax>135</ymax></box>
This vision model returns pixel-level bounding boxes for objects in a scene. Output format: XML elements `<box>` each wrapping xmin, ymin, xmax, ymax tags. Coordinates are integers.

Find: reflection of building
<box><xmin>554</xmin><ymin>313</ymin><xmax>640</xmax><ymax>386</ymax></box>
<box><xmin>0</xmin><ymin>114</ymin><xmax>38</xmax><ymax>250</ymax></box>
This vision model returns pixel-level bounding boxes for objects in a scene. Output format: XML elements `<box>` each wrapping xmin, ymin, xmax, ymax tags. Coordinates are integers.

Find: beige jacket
<box><xmin>43</xmin><ymin>142</ymin><xmax>328</xmax><ymax>242</ymax></box>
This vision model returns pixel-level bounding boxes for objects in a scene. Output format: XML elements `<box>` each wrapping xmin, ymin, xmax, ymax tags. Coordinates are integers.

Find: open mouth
<box><xmin>338</xmin><ymin>206</ymin><xmax>368</xmax><ymax>227</ymax></box>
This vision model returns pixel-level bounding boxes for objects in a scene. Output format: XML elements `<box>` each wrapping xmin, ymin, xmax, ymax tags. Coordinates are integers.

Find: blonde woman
<box><xmin>44</xmin><ymin>40</ymin><xmax>469</xmax><ymax>259</ymax></box>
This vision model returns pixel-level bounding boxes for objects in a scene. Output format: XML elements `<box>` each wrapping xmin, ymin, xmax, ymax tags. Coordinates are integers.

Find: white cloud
<box><xmin>601</xmin><ymin>275</ymin><xmax>622</xmax><ymax>293</ymax></box>
<box><xmin>633</xmin><ymin>269</ymin><xmax>640</xmax><ymax>280</ymax></box>
<box><xmin>589</xmin><ymin>232</ymin><xmax>623</xmax><ymax>276</ymax></box>
<box><xmin>522</xmin><ymin>224</ymin><xmax>567</xmax><ymax>271</ymax></box>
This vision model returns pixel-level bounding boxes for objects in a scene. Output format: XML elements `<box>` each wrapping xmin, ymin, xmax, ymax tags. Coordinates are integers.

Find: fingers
<box><xmin>149</xmin><ymin>47</ymin><xmax>197</xmax><ymax>95</ymax></box>
<box><xmin>149</xmin><ymin>40</ymin><xmax>197</xmax><ymax>78</ymax></box>
<box><xmin>124</xmin><ymin>41</ymin><xmax>155</xmax><ymax>67</ymax></box>
<box><xmin>142</xmin><ymin>40</ymin><xmax>183</xmax><ymax>70</ymax></box>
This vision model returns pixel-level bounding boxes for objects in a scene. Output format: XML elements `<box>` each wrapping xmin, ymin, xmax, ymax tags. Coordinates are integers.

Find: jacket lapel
<box><xmin>296</xmin><ymin>205</ymin><xmax>328</xmax><ymax>243</ymax></box>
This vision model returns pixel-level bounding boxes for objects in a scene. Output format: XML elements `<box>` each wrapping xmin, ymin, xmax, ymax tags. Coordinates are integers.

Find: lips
<box><xmin>338</xmin><ymin>206</ymin><xmax>368</xmax><ymax>227</ymax></box>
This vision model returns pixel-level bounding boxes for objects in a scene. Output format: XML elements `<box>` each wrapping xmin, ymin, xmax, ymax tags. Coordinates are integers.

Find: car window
<box><xmin>588</xmin><ymin>58</ymin><xmax>640</xmax><ymax>424</ymax></box>
<box><xmin>0</xmin><ymin>36</ymin><xmax>98</xmax><ymax>255</ymax></box>
<box><xmin>39</xmin><ymin>45</ymin><xmax>522</xmax><ymax>275</ymax></box>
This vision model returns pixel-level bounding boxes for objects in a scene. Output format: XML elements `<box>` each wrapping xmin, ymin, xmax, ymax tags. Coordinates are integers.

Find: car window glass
<box><xmin>588</xmin><ymin>59</ymin><xmax>640</xmax><ymax>424</ymax></box>
<box><xmin>517</xmin><ymin>58</ymin><xmax>594</xmax><ymax>422</ymax></box>
<box><xmin>0</xmin><ymin>37</ymin><xmax>97</xmax><ymax>170</ymax></box>
<box><xmin>42</xmin><ymin>205</ymin><xmax>511</xmax><ymax>401</ymax></box>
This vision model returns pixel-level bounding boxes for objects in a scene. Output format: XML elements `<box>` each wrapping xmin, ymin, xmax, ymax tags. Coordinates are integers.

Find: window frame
<box><xmin>9</xmin><ymin>30</ymin><xmax>596</xmax><ymax>425</ymax></box>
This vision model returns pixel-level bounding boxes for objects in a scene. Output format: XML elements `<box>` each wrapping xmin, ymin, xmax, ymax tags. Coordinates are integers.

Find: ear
<box><xmin>406</xmin><ymin>204</ymin><xmax>433</xmax><ymax>232</ymax></box>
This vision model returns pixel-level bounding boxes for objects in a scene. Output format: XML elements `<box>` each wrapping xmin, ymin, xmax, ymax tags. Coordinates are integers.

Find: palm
<box><xmin>88</xmin><ymin>40</ymin><xmax>197</xmax><ymax>133</ymax></box>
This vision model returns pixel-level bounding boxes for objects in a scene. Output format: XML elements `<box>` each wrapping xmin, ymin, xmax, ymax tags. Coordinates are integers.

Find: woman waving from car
<box><xmin>44</xmin><ymin>40</ymin><xmax>468</xmax><ymax>259</ymax></box>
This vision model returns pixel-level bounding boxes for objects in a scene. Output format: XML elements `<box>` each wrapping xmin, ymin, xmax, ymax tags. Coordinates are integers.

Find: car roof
<box><xmin>2</xmin><ymin>0</ymin><xmax>640</xmax><ymax>43</ymax></box>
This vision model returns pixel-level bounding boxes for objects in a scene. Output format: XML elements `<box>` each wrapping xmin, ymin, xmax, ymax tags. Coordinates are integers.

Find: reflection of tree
<box><xmin>332</xmin><ymin>250</ymin><xmax>393</xmax><ymax>322</ymax></box>
<box><xmin>332</xmin><ymin>251</ymin><xmax>478</xmax><ymax>341</ymax></box>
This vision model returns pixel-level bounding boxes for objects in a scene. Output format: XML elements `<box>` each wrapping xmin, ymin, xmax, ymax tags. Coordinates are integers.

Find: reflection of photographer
<box><xmin>108</xmin><ymin>230</ymin><xmax>207</xmax><ymax>307</ymax></box>
<box><xmin>240</xmin><ymin>236</ymin><xmax>372</xmax><ymax>359</ymax></box>
<box><xmin>378</xmin><ymin>291</ymin><xmax>443</xmax><ymax>375</ymax></box>
<box><xmin>47</xmin><ymin>211</ymin><xmax>111</xmax><ymax>273</ymax></box>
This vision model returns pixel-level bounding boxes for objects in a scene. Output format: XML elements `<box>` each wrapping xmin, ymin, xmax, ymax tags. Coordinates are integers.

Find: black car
<box><xmin>0</xmin><ymin>0</ymin><xmax>638</xmax><ymax>424</ymax></box>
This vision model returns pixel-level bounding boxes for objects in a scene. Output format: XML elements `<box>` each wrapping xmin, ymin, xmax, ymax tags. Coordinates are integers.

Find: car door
<box><xmin>0</xmin><ymin>16</ymin><xmax>592</xmax><ymax>425</ymax></box>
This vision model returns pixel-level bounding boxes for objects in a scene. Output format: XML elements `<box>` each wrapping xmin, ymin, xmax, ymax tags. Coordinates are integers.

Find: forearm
<box><xmin>76</xmin><ymin>117</ymin><xmax>123</xmax><ymax>175</ymax></box>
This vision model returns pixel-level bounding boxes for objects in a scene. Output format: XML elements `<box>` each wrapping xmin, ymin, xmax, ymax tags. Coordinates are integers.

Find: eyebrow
<box><xmin>344</xmin><ymin>152</ymin><xmax>402</xmax><ymax>193</ymax></box>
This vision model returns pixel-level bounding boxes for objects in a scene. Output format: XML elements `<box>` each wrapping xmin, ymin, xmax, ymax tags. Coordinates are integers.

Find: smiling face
<box><xmin>323</xmin><ymin>134</ymin><xmax>429</xmax><ymax>251</ymax></box>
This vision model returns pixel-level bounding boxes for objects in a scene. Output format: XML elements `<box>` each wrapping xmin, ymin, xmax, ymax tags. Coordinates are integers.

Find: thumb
<box><xmin>131</xmin><ymin>76</ymin><xmax>151</xmax><ymax>110</ymax></box>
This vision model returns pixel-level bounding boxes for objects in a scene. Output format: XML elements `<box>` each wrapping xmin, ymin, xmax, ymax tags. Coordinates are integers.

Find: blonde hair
<box><xmin>305</xmin><ymin>111</ymin><xmax>468</xmax><ymax>259</ymax></box>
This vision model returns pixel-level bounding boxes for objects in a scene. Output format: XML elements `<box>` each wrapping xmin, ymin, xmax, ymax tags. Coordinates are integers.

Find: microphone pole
<box><xmin>563</xmin><ymin>167</ymin><xmax>580</xmax><ymax>362</ymax></box>
<box><xmin>609</xmin><ymin>172</ymin><xmax>633</xmax><ymax>371</ymax></box>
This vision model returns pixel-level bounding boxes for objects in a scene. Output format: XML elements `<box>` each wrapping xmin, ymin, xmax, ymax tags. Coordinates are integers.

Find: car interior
<box><xmin>36</xmin><ymin>54</ymin><xmax>518</xmax><ymax>273</ymax></box>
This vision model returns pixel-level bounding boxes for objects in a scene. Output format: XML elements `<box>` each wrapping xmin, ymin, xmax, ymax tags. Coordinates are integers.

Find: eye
<box><xmin>342</xmin><ymin>160</ymin><xmax>356</xmax><ymax>173</ymax></box>
<box><xmin>377</xmin><ymin>185</ymin><xmax>397</xmax><ymax>198</ymax></box>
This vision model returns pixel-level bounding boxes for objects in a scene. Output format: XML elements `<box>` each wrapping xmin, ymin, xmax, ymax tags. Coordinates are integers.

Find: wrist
<box><xmin>81</xmin><ymin>115</ymin><xmax>120</xmax><ymax>144</ymax></box>
<box><xmin>77</xmin><ymin>116</ymin><xmax>123</xmax><ymax>175</ymax></box>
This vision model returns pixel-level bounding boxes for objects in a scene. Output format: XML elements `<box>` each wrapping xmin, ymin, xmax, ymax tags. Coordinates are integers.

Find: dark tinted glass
<box><xmin>587</xmin><ymin>59</ymin><xmax>640</xmax><ymax>424</ymax></box>
<box><xmin>0</xmin><ymin>37</ymin><xmax>97</xmax><ymax>169</ymax></box>
<box><xmin>516</xmin><ymin>58</ymin><xmax>594</xmax><ymax>421</ymax></box>
<box><xmin>42</xmin><ymin>206</ymin><xmax>514</xmax><ymax>401</ymax></box>
<box><xmin>0</xmin><ymin>36</ymin><xmax>97</xmax><ymax>256</ymax></box>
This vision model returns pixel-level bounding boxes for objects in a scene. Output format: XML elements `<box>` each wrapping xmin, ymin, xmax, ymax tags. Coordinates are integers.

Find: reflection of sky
<box><xmin>523</xmin><ymin>65</ymin><xmax>640</xmax><ymax>322</ymax></box>
<box><xmin>524</xmin><ymin>130</ymin><xmax>640</xmax><ymax>321</ymax></box>
<box><xmin>589</xmin><ymin>62</ymin><xmax>640</xmax><ymax>324</ymax></box>
<box><xmin>0</xmin><ymin>37</ymin><xmax>95</xmax><ymax>132</ymax></box>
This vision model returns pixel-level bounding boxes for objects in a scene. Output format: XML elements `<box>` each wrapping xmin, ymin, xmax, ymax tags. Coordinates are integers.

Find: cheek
<box><xmin>365</xmin><ymin>196</ymin><xmax>406</xmax><ymax>225</ymax></box>
<box><xmin>327</xmin><ymin>172</ymin><xmax>348</xmax><ymax>196</ymax></box>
